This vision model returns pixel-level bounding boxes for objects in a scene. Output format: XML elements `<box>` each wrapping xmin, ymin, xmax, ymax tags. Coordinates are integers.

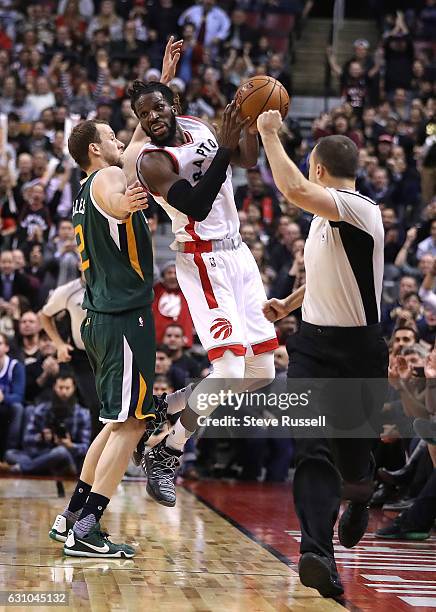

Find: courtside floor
<box><xmin>0</xmin><ymin>478</ymin><xmax>435</xmax><ymax>611</ymax></box>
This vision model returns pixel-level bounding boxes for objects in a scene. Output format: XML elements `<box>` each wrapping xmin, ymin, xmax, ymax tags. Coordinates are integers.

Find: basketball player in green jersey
<box><xmin>50</xmin><ymin>120</ymin><xmax>152</xmax><ymax>558</ymax></box>
<box><xmin>49</xmin><ymin>40</ymin><xmax>183</xmax><ymax>558</ymax></box>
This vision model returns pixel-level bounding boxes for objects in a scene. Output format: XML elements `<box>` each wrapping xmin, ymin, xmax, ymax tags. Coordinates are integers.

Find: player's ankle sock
<box><xmin>73</xmin><ymin>492</ymin><xmax>109</xmax><ymax>538</ymax></box>
<box><xmin>166</xmin><ymin>384</ymin><xmax>194</xmax><ymax>415</ymax></box>
<box><xmin>166</xmin><ymin>418</ymin><xmax>194</xmax><ymax>452</ymax></box>
<box><xmin>62</xmin><ymin>509</ymin><xmax>81</xmax><ymax>523</ymax></box>
<box><xmin>63</xmin><ymin>479</ymin><xmax>92</xmax><ymax>519</ymax></box>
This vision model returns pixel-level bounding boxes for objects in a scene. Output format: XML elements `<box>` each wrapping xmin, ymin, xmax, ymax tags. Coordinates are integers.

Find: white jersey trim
<box><xmin>89</xmin><ymin>174</ymin><xmax>122</xmax><ymax>249</ymax></box>
<box><xmin>89</xmin><ymin>174</ymin><xmax>125</xmax><ymax>225</ymax></box>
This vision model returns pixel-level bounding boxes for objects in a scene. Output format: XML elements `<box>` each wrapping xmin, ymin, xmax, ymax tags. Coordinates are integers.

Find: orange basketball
<box><xmin>235</xmin><ymin>76</ymin><xmax>290</xmax><ymax>130</ymax></box>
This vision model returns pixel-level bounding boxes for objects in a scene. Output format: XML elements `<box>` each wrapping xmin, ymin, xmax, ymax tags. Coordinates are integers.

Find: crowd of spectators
<box><xmin>0</xmin><ymin>1</ymin><xmax>434</xmax><ymax>533</ymax></box>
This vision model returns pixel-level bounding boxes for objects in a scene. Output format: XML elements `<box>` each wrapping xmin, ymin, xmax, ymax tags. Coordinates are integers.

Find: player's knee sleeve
<box><xmin>244</xmin><ymin>352</ymin><xmax>276</xmax><ymax>389</ymax></box>
<box><xmin>210</xmin><ymin>350</ymin><xmax>246</xmax><ymax>379</ymax></box>
<box><xmin>188</xmin><ymin>350</ymin><xmax>246</xmax><ymax>416</ymax></box>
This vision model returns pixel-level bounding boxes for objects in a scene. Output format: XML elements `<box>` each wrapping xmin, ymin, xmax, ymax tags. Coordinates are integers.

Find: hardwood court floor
<box><xmin>0</xmin><ymin>478</ymin><xmax>344</xmax><ymax>612</ymax></box>
<box><xmin>184</xmin><ymin>481</ymin><xmax>436</xmax><ymax>612</ymax></box>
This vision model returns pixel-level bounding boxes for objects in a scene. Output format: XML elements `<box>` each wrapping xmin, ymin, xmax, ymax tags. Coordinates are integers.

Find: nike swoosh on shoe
<box><xmin>75</xmin><ymin>540</ymin><xmax>110</xmax><ymax>553</ymax></box>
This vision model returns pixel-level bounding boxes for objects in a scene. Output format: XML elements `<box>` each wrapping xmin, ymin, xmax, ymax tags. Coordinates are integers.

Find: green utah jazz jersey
<box><xmin>72</xmin><ymin>170</ymin><xmax>154</xmax><ymax>313</ymax></box>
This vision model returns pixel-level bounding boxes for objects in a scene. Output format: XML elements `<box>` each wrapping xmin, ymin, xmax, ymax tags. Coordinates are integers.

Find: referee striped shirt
<box><xmin>302</xmin><ymin>188</ymin><xmax>384</xmax><ymax>327</ymax></box>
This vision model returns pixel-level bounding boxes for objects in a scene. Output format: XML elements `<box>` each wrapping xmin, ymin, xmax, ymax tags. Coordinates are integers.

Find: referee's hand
<box><xmin>57</xmin><ymin>342</ymin><xmax>73</xmax><ymax>363</ymax></box>
<box><xmin>263</xmin><ymin>298</ymin><xmax>288</xmax><ymax>322</ymax></box>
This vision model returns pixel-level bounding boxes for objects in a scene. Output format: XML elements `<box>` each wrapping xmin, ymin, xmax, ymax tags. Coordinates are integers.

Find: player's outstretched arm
<box><xmin>160</xmin><ymin>36</ymin><xmax>183</xmax><ymax>85</ymax></box>
<box><xmin>92</xmin><ymin>167</ymin><xmax>148</xmax><ymax>220</ymax></box>
<box><xmin>257</xmin><ymin>110</ymin><xmax>340</xmax><ymax>221</ymax></box>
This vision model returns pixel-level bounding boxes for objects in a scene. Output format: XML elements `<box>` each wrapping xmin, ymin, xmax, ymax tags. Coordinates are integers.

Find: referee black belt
<box><xmin>300</xmin><ymin>321</ymin><xmax>382</xmax><ymax>339</ymax></box>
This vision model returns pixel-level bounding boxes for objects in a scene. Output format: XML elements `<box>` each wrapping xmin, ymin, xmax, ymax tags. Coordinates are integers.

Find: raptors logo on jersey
<box><xmin>210</xmin><ymin>318</ymin><xmax>233</xmax><ymax>340</ymax></box>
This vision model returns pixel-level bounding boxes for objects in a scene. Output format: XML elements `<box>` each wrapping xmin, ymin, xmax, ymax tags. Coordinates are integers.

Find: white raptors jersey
<box><xmin>136</xmin><ymin>116</ymin><xmax>239</xmax><ymax>244</ymax></box>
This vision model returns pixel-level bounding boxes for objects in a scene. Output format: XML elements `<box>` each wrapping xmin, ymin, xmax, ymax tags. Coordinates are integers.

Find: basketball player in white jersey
<box><xmin>129</xmin><ymin>81</ymin><xmax>278</xmax><ymax>506</ymax></box>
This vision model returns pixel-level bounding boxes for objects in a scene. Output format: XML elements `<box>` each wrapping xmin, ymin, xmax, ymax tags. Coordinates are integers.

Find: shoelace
<box><xmin>148</xmin><ymin>449</ymin><xmax>179</xmax><ymax>492</ymax></box>
<box><xmin>75</xmin><ymin>527</ymin><xmax>110</xmax><ymax>542</ymax></box>
<box><xmin>93</xmin><ymin>522</ymin><xmax>110</xmax><ymax>539</ymax></box>
<box><xmin>96</xmin><ymin>529</ymin><xmax>131</xmax><ymax>550</ymax></box>
<box><xmin>154</xmin><ymin>395</ymin><xmax>168</xmax><ymax>426</ymax></box>
<box><xmin>144</xmin><ymin>396</ymin><xmax>168</xmax><ymax>436</ymax></box>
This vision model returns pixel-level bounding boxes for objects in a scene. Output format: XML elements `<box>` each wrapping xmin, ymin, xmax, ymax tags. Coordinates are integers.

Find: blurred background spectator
<box><xmin>0</xmin><ymin>373</ymin><xmax>90</xmax><ymax>476</ymax></box>
<box><xmin>152</xmin><ymin>262</ymin><xmax>194</xmax><ymax>348</ymax></box>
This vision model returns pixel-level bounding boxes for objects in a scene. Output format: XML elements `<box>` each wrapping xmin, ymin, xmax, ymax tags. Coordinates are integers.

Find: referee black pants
<box><xmin>287</xmin><ymin>322</ymin><xmax>388</xmax><ymax>559</ymax></box>
<box><xmin>71</xmin><ymin>350</ymin><xmax>102</xmax><ymax>441</ymax></box>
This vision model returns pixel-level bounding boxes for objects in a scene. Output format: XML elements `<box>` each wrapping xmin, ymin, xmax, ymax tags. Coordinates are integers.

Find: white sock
<box><xmin>166</xmin><ymin>384</ymin><xmax>194</xmax><ymax>415</ymax></box>
<box><xmin>166</xmin><ymin>417</ymin><xmax>194</xmax><ymax>452</ymax></box>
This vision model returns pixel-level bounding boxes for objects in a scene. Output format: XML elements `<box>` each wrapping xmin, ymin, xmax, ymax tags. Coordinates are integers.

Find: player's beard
<box><xmin>149</xmin><ymin>114</ymin><xmax>177</xmax><ymax>147</ymax></box>
<box><xmin>103</xmin><ymin>147</ymin><xmax>124</xmax><ymax>168</ymax></box>
<box><xmin>110</xmin><ymin>151</ymin><xmax>124</xmax><ymax>168</ymax></box>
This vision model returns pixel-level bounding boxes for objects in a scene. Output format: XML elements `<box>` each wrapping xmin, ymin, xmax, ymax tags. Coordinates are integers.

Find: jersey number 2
<box><xmin>75</xmin><ymin>224</ymin><xmax>90</xmax><ymax>271</ymax></box>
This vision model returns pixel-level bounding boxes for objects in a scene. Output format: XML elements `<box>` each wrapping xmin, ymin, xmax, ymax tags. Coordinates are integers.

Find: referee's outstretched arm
<box><xmin>263</xmin><ymin>284</ymin><xmax>305</xmax><ymax>323</ymax></box>
<box><xmin>257</xmin><ymin>110</ymin><xmax>356</xmax><ymax>221</ymax></box>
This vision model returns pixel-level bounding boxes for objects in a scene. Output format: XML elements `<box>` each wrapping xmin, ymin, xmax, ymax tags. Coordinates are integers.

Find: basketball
<box><xmin>235</xmin><ymin>76</ymin><xmax>290</xmax><ymax>130</ymax></box>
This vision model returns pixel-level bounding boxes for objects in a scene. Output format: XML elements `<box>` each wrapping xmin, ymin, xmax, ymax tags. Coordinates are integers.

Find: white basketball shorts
<box><xmin>175</xmin><ymin>242</ymin><xmax>278</xmax><ymax>361</ymax></box>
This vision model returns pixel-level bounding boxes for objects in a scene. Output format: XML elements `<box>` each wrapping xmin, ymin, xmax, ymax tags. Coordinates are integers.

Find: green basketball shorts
<box><xmin>81</xmin><ymin>305</ymin><xmax>156</xmax><ymax>423</ymax></box>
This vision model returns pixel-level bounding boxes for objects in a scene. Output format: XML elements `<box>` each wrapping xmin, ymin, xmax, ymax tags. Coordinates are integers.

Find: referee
<box><xmin>39</xmin><ymin>275</ymin><xmax>101</xmax><ymax>440</ymax></box>
<box><xmin>258</xmin><ymin>111</ymin><xmax>388</xmax><ymax>598</ymax></box>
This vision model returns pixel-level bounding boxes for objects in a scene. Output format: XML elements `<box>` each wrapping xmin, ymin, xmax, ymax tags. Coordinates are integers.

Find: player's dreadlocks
<box><xmin>128</xmin><ymin>80</ymin><xmax>174</xmax><ymax>116</ymax></box>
